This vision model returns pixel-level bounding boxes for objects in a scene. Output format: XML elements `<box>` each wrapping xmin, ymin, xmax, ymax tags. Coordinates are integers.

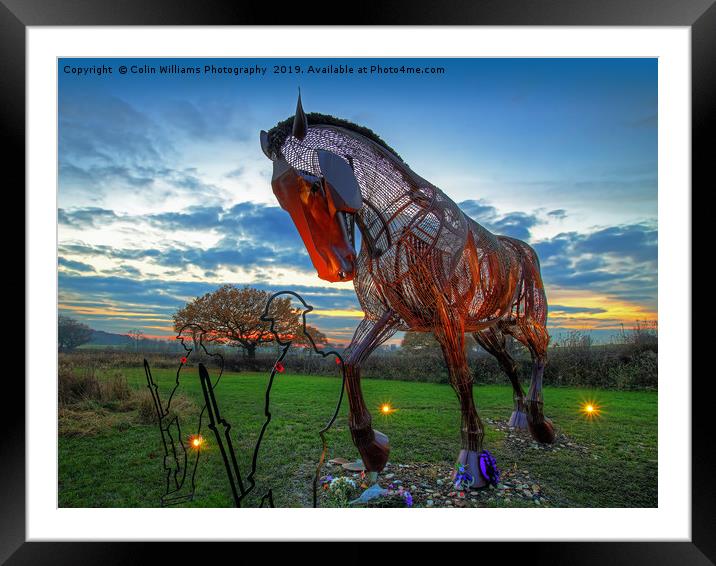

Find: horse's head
<box><xmin>260</xmin><ymin>94</ymin><xmax>362</xmax><ymax>283</ymax></box>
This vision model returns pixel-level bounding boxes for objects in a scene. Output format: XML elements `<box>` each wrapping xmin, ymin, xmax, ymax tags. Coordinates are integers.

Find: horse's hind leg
<box><xmin>511</xmin><ymin>320</ymin><xmax>555</xmax><ymax>444</ymax></box>
<box><xmin>435</xmin><ymin>308</ymin><xmax>488</xmax><ymax>488</ymax></box>
<box><xmin>473</xmin><ymin>327</ymin><xmax>528</xmax><ymax>430</ymax></box>
<box><xmin>344</xmin><ymin>311</ymin><xmax>400</xmax><ymax>474</ymax></box>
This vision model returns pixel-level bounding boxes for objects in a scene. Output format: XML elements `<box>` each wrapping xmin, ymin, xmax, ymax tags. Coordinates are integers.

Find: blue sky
<box><xmin>58</xmin><ymin>57</ymin><xmax>657</xmax><ymax>345</ymax></box>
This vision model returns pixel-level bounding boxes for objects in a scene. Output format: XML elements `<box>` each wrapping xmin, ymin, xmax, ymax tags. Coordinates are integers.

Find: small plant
<box><xmin>100</xmin><ymin>372</ymin><xmax>131</xmax><ymax>404</ymax></box>
<box><xmin>322</xmin><ymin>476</ymin><xmax>358</xmax><ymax>506</ymax></box>
<box><xmin>58</xmin><ymin>363</ymin><xmax>101</xmax><ymax>405</ymax></box>
<box><xmin>385</xmin><ymin>483</ymin><xmax>414</xmax><ymax>507</ymax></box>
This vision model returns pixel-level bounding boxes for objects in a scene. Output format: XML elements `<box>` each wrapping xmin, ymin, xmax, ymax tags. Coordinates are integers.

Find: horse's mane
<box><xmin>266</xmin><ymin>113</ymin><xmax>404</xmax><ymax>162</ymax></box>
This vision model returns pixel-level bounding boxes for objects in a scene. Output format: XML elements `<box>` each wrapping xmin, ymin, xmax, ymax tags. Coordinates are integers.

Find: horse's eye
<box><xmin>311</xmin><ymin>180</ymin><xmax>322</xmax><ymax>194</ymax></box>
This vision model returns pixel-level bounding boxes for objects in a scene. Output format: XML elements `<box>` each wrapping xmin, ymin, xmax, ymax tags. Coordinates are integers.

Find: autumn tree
<box><xmin>172</xmin><ymin>285</ymin><xmax>301</xmax><ymax>359</ymax></box>
<box><xmin>293</xmin><ymin>324</ymin><xmax>329</xmax><ymax>350</ymax></box>
<box><xmin>58</xmin><ymin>316</ymin><xmax>93</xmax><ymax>352</ymax></box>
<box><xmin>400</xmin><ymin>330</ymin><xmax>441</xmax><ymax>353</ymax></box>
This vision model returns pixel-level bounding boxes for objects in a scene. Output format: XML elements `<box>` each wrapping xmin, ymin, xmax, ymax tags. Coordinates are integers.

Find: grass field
<box><xmin>58</xmin><ymin>368</ymin><xmax>657</xmax><ymax>508</ymax></box>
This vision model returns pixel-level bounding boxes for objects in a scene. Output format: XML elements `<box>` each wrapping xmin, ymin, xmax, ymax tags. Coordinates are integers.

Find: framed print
<box><xmin>7</xmin><ymin>0</ymin><xmax>712</xmax><ymax>562</ymax></box>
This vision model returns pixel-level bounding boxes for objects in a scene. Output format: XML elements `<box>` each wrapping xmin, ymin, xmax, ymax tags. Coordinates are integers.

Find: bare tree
<box><xmin>58</xmin><ymin>316</ymin><xmax>93</xmax><ymax>352</ymax></box>
<box><xmin>127</xmin><ymin>328</ymin><xmax>144</xmax><ymax>352</ymax></box>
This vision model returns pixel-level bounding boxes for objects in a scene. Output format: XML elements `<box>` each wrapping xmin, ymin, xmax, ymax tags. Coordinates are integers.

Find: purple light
<box><xmin>478</xmin><ymin>450</ymin><xmax>501</xmax><ymax>487</ymax></box>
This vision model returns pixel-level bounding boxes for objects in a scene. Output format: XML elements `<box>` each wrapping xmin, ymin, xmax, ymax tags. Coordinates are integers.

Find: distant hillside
<box><xmin>89</xmin><ymin>329</ymin><xmax>133</xmax><ymax>346</ymax></box>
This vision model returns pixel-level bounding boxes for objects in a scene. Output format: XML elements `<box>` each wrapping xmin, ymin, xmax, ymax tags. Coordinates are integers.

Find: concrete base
<box><xmin>453</xmin><ymin>449</ymin><xmax>488</xmax><ymax>489</ymax></box>
<box><xmin>508</xmin><ymin>410</ymin><xmax>529</xmax><ymax>429</ymax></box>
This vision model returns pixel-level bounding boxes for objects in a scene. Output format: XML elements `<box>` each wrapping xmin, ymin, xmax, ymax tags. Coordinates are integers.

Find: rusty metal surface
<box><xmin>262</xmin><ymin>96</ymin><xmax>554</xmax><ymax>473</ymax></box>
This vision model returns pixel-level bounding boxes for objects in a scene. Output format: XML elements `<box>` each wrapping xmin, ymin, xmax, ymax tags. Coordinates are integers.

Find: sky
<box><xmin>58</xmin><ymin>57</ymin><xmax>658</xmax><ymax>346</ymax></box>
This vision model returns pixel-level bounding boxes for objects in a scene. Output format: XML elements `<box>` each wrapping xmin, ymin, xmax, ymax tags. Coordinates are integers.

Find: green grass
<box><xmin>58</xmin><ymin>368</ymin><xmax>657</xmax><ymax>508</ymax></box>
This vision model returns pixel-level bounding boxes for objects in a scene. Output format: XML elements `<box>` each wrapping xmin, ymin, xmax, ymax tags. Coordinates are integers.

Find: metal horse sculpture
<box><xmin>260</xmin><ymin>94</ymin><xmax>554</xmax><ymax>486</ymax></box>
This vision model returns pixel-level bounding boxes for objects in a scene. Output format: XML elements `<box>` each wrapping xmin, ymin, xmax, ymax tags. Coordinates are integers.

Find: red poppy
<box><xmin>180</xmin><ymin>356</ymin><xmax>187</xmax><ymax>364</ymax></box>
<box><xmin>274</xmin><ymin>362</ymin><xmax>285</xmax><ymax>373</ymax></box>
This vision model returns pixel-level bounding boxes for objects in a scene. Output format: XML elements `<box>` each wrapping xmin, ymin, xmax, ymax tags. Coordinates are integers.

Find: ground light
<box><xmin>579</xmin><ymin>400</ymin><xmax>603</xmax><ymax>420</ymax></box>
<box><xmin>189</xmin><ymin>434</ymin><xmax>205</xmax><ymax>450</ymax></box>
<box><xmin>380</xmin><ymin>402</ymin><xmax>395</xmax><ymax>415</ymax></box>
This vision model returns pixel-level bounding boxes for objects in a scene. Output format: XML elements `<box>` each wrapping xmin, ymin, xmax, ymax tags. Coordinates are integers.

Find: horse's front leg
<box><xmin>344</xmin><ymin>310</ymin><xmax>400</xmax><ymax>474</ymax></box>
<box><xmin>435</xmin><ymin>309</ymin><xmax>488</xmax><ymax>488</ymax></box>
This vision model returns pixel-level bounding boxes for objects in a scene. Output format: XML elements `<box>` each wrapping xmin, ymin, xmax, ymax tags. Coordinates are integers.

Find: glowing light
<box><xmin>579</xmin><ymin>400</ymin><xmax>603</xmax><ymax>420</ymax></box>
<box><xmin>380</xmin><ymin>403</ymin><xmax>395</xmax><ymax>415</ymax></box>
<box><xmin>189</xmin><ymin>434</ymin><xmax>205</xmax><ymax>450</ymax></box>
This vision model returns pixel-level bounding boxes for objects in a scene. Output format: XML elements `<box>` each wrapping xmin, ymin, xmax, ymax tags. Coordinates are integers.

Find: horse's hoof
<box><xmin>508</xmin><ymin>410</ymin><xmax>528</xmax><ymax>429</ymax></box>
<box><xmin>357</xmin><ymin>429</ymin><xmax>390</xmax><ymax>472</ymax></box>
<box><xmin>454</xmin><ymin>449</ymin><xmax>488</xmax><ymax>489</ymax></box>
<box><xmin>528</xmin><ymin>418</ymin><xmax>555</xmax><ymax>444</ymax></box>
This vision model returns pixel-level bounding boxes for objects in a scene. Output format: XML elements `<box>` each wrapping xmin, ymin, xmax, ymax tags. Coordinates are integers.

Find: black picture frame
<box><xmin>6</xmin><ymin>0</ymin><xmax>711</xmax><ymax>562</ymax></box>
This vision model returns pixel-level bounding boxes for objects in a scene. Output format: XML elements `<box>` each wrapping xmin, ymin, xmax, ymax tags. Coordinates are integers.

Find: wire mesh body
<box><xmin>267</xmin><ymin>113</ymin><xmax>554</xmax><ymax>470</ymax></box>
<box><xmin>272</xmin><ymin>122</ymin><xmax>548</xmax><ymax>337</ymax></box>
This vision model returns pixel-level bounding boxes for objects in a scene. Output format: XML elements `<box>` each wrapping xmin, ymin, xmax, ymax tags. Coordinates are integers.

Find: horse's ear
<box><xmin>317</xmin><ymin>150</ymin><xmax>362</xmax><ymax>212</ymax></box>
<box><xmin>260</xmin><ymin>130</ymin><xmax>272</xmax><ymax>159</ymax></box>
<box><xmin>292</xmin><ymin>91</ymin><xmax>308</xmax><ymax>140</ymax></box>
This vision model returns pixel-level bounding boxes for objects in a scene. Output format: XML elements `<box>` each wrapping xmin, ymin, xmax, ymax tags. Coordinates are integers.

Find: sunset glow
<box><xmin>58</xmin><ymin>58</ymin><xmax>657</xmax><ymax>345</ymax></box>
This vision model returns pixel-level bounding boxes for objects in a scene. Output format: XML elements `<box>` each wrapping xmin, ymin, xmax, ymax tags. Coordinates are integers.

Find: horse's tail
<box><xmin>498</xmin><ymin>236</ymin><xmax>548</xmax><ymax>333</ymax></box>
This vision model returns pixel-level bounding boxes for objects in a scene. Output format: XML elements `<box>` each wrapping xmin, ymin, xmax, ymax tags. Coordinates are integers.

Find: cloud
<box><xmin>459</xmin><ymin>199</ymin><xmax>498</xmax><ymax>223</ymax></box>
<box><xmin>149</xmin><ymin>202</ymin><xmax>303</xmax><ymax>248</ymax></box>
<box><xmin>105</xmin><ymin>265</ymin><xmax>143</xmax><ymax>277</ymax></box>
<box><xmin>59</xmin><ymin>207</ymin><xmax>119</xmax><ymax>228</ymax></box>
<box><xmin>547</xmin><ymin>209</ymin><xmax>567</xmax><ymax>219</ymax></box>
<box><xmin>59</xmin><ymin>243</ymin><xmax>162</xmax><ymax>261</ymax></box>
<box><xmin>550</xmin><ymin>304</ymin><xmax>607</xmax><ymax>315</ymax></box>
<box><xmin>532</xmin><ymin>222</ymin><xmax>657</xmax><ymax>305</ymax></box>
<box><xmin>160</xmin><ymin>99</ymin><xmax>210</xmax><ymax>139</ymax></box>
<box><xmin>147</xmin><ymin>206</ymin><xmax>224</xmax><ymax>231</ymax></box>
<box><xmin>490</xmin><ymin>212</ymin><xmax>540</xmax><ymax>241</ymax></box>
<box><xmin>150</xmin><ymin>237</ymin><xmax>313</xmax><ymax>273</ymax></box>
<box><xmin>225</xmin><ymin>166</ymin><xmax>246</xmax><ymax>179</ymax></box>
<box><xmin>572</xmin><ymin>224</ymin><xmax>657</xmax><ymax>263</ymax></box>
<box><xmin>459</xmin><ymin>199</ymin><xmax>541</xmax><ymax>240</ymax></box>
<box><xmin>58</xmin><ymin>273</ymin><xmax>363</xmax><ymax>339</ymax></box>
<box><xmin>58</xmin><ymin>257</ymin><xmax>96</xmax><ymax>272</ymax></box>
<box><xmin>58</xmin><ymin>93</ymin><xmax>245</xmax><ymax>211</ymax></box>
<box><xmin>60</xmin><ymin>200</ymin><xmax>312</xmax><ymax>274</ymax></box>
<box><xmin>59</xmin><ymin>94</ymin><xmax>166</xmax><ymax>169</ymax></box>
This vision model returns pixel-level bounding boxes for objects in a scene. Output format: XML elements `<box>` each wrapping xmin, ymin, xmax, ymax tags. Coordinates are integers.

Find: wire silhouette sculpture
<box><xmin>144</xmin><ymin>324</ymin><xmax>225</xmax><ymax>506</ymax></box>
<box><xmin>260</xmin><ymin>291</ymin><xmax>347</xmax><ymax>508</ymax></box>
<box><xmin>260</xmin><ymin>93</ymin><xmax>554</xmax><ymax>486</ymax></box>
<box><xmin>146</xmin><ymin>292</ymin><xmax>345</xmax><ymax>507</ymax></box>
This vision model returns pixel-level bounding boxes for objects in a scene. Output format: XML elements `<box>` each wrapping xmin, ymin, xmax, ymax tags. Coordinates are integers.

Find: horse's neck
<box><xmin>315</xmin><ymin>128</ymin><xmax>456</xmax><ymax>248</ymax></box>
